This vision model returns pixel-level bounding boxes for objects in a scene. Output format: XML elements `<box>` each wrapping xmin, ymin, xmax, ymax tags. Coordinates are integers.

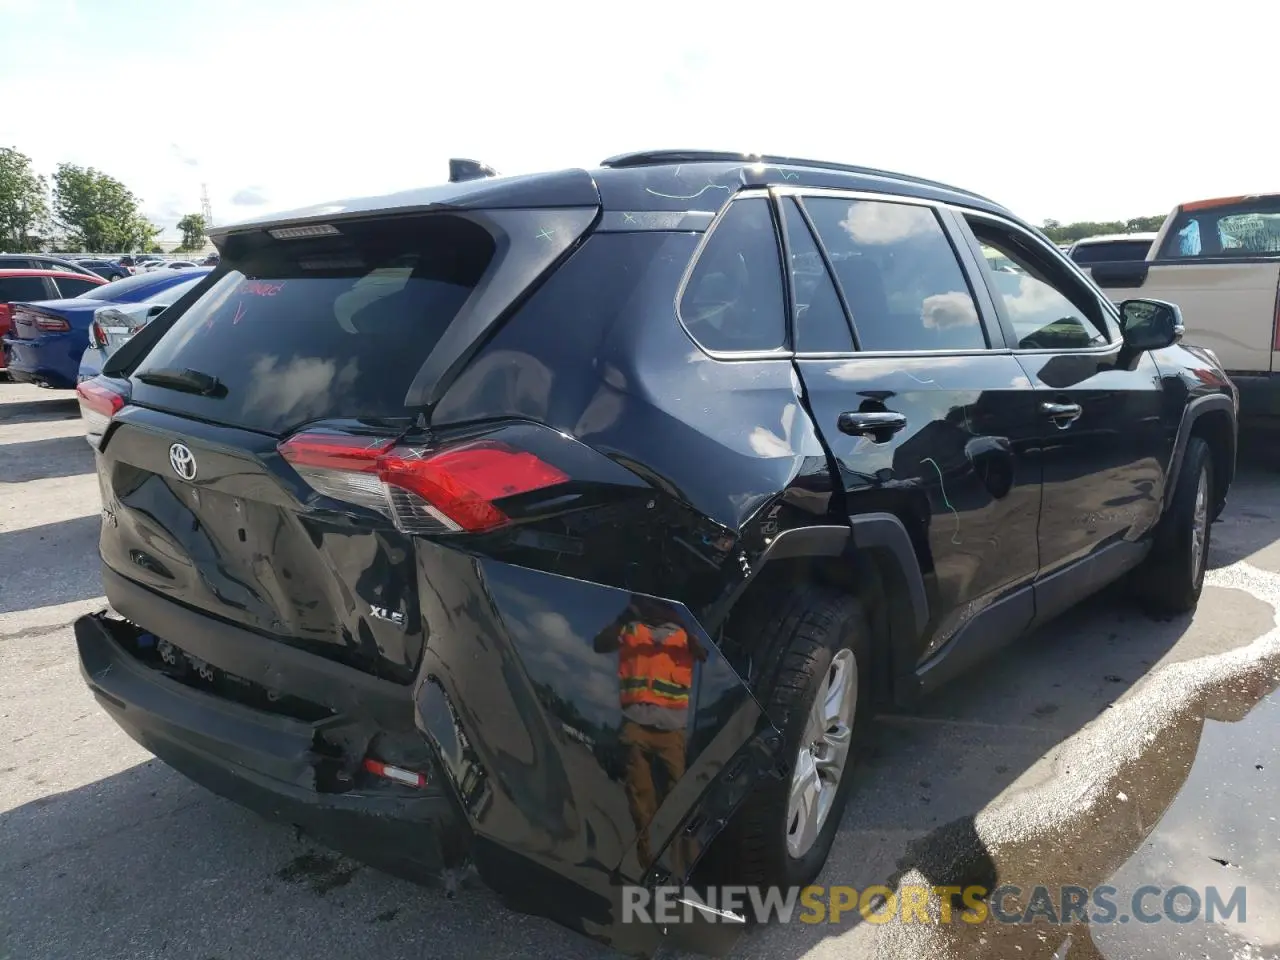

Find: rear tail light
<box><xmin>34</xmin><ymin>313</ymin><xmax>70</xmax><ymax>332</ymax></box>
<box><xmin>278</xmin><ymin>432</ymin><xmax>569</xmax><ymax>534</ymax></box>
<box><xmin>76</xmin><ymin>379</ymin><xmax>126</xmax><ymax>447</ymax></box>
<box><xmin>0</xmin><ymin>303</ymin><xmax>11</xmax><ymax>332</ymax></box>
<box><xmin>88</xmin><ymin>320</ymin><xmax>107</xmax><ymax>349</ymax></box>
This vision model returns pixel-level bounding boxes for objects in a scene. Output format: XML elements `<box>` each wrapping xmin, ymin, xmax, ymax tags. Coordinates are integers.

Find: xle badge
<box><xmin>371</xmin><ymin>605</ymin><xmax>406</xmax><ymax>628</ymax></box>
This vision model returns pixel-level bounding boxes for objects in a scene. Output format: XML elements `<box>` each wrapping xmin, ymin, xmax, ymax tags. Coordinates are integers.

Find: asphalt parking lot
<box><xmin>3</xmin><ymin>380</ymin><xmax>1279</xmax><ymax>960</ymax></box>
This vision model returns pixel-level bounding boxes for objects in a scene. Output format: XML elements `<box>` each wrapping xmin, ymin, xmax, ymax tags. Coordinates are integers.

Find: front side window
<box><xmin>968</xmin><ymin>217</ymin><xmax>1109</xmax><ymax>350</ymax></box>
<box><xmin>804</xmin><ymin>197</ymin><xmax>986</xmax><ymax>352</ymax></box>
<box><xmin>680</xmin><ymin>197</ymin><xmax>786</xmax><ymax>353</ymax></box>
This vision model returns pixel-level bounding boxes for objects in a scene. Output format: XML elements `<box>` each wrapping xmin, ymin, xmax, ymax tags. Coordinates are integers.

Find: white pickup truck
<box><xmin>1084</xmin><ymin>194</ymin><xmax>1280</xmax><ymax>426</ymax></box>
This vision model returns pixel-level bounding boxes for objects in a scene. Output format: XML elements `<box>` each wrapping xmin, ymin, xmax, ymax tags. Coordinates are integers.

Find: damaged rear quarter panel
<box><xmin>410</xmin><ymin>541</ymin><xmax>781</xmax><ymax>936</ymax></box>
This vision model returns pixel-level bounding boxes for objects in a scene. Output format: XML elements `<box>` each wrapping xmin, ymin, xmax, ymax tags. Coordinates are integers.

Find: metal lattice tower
<box><xmin>200</xmin><ymin>184</ymin><xmax>214</xmax><ymax>227</ymax></box>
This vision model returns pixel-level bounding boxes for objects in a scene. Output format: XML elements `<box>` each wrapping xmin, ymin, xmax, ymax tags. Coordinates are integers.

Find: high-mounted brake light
<box><xmin>76</xmin><ymin>379</ymin><xmax>126</xmax><ymax>447</ymax></box>
<box><xmin>268</xmin><ymin>223</ymin><xmax>340</xmax><ymax>240</ymax></box>
<box><xmin>278</xmin><ymin>433</ymin><xmax>569</xmax><ymax>534</ymax></box>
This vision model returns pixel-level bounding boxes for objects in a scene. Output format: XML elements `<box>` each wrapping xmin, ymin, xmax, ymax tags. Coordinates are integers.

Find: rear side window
<box><xmin>53</xmin><ymin>276</ymin><xmax>101</xmax><ymax>298</ymax></box>
<box><xmin>680</xmin><ymin>197</ymin><xmax>786</xmax><ymax>353</ymax></box>
<box><xmin>1069</xmin><ymin>240</ymin><xmax>1152</xmax><ymax>264</ymax></box>
<box><xmin>134</xmin><ymin>214</ymin><xmax>495</xmax><ymax>433</ymax></box>
<box><xmin>0</xmin><ymin>276</ymin><xmax>49</xmax><ymax>302</ymax></box>
<box><xmin>804</xmin><ymin>198</ymin><xmax>986</xmax><ymax>352</ymax></box>
<box><xmin>781</xmin><ymin>199</ymin><xmax>854</xmax><ymax>353</ymax></box>
<box><xmin>1161</xmin><ymin>197</ymin><xmax>1280</xmax><ymax>258</ymax></box>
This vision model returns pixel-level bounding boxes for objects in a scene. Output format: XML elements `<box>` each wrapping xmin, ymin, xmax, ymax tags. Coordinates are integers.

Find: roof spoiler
<box><xmin>449</xmin><ymin>158</ymin><xmax>499</xmax><ymax>183</ymax></box>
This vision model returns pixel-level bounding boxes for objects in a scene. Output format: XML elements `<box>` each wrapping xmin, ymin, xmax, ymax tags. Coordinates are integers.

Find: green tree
<box><xmin>0</xmin><ymin>147</ymin><xmax>49</xmax><ymax>252</ymax></box>
<box><xmin>176</xmin><ymin>212</ymin><xmax>207</xmax><ymax>252</ymax></box>
<box><xmin>52</xmin><ymin>163</ymin><xmax>158</xmax><ymax>252</ymax></box>
<box><xmin>1040</xmin><ymin>215</ymin><xmax>1167</xmax><ymax>244</ymax></box>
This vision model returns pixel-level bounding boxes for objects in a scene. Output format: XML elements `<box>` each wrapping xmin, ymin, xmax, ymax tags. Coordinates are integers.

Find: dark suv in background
<box><xmin>74</xmin><ymin>151</ymin><xmax>1237</xmax><ymax>953</ymax></box>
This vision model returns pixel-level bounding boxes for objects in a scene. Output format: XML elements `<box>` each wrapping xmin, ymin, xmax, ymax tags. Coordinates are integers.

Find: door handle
<box><xmin>838</xmin><ymin>411</ymin><xmax>908</xmax><ymax>440</ymax></box>
<box><xmin>1040</xmin><ymin>401</ymin><xmax>1082</xmax><ymax>428</ymax></box>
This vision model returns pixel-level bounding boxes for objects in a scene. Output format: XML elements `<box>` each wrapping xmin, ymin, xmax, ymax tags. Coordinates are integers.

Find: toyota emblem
<box><xmin>169</xmin><ymin>442</ymin><xmax>198</xmax><ymax>481</ymax></box>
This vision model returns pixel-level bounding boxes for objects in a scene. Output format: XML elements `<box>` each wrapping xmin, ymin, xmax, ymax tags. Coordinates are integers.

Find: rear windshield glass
<box><xmin>1069</xmin><ymin>240</ymin><xmax>1152</xmax><ymax>264</ymax></box>
<box><xmin>1160</xmin><ymin>197</ymin><xmax>1280</xmax><ymax>258</ymax></box>
<box><xmin>132</xmin><ymin>215</ymin><xmax>495</xmax><ymax>434</ymax></box>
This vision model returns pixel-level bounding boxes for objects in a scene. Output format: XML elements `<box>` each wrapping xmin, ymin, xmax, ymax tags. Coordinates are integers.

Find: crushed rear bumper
<box><xmin>80</xmin><ymin>555</ymin><xmax>784</xmax><ymax>955</ymax></box>
<box><xmin>76</xmin><ymin>613</ymin><xmax>458</xmax><ymax>881</ymax></box>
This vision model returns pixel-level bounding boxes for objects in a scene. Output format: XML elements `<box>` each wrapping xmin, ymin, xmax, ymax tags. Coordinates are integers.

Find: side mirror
<box><xmin>1120</xmin><ymin>298</ymin><xmax>1183</xmax><ymax>350</ymax></box>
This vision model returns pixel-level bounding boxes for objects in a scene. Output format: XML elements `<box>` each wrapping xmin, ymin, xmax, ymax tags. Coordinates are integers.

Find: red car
<box><xmin>0</xmin><ymin>269</ymin><xmax>106</xmax><ymax>373</ymax></box>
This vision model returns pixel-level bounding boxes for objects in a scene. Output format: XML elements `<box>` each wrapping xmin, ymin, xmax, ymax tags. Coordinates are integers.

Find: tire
<box><xmin>1134</xmin><ymin>436</ymin><xmax>1213</xmax><ymax>615</ymax></box>
<box><xmin>712</xmin><ymin>583</ymin><xmax>871</xmax><ymax>888</ymax></box>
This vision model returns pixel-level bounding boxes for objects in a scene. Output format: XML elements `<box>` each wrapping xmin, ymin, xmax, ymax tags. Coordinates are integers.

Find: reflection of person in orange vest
<box><xmin>594</xmin><ymin>597</ymin><xmax>707</xmax><ymax>867</ymax></box>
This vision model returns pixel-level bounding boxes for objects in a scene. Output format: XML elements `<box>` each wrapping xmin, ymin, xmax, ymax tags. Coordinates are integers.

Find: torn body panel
<box><xmin>411</xmin><ymin>546</ymin><xmax>783</xmax><ymax>947</ymax></box>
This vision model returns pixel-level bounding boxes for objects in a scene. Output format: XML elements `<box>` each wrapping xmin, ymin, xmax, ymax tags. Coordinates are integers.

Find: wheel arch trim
<box><xmin>746</xmin><ymin>515</ymin><xmax>929</xmax><ymax>638</ymax></box>
<box><xmin>1165</xmin><ymin>393</ymin><xmax>1236</xmax><ymax>511</ymax></box>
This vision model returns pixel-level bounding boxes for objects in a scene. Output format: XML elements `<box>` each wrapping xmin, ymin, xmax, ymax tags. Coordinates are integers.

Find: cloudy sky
<box><xmin>1</xmin><ymin>0</ymin><xmax>1273</xmax><ymax>238</ymax></box>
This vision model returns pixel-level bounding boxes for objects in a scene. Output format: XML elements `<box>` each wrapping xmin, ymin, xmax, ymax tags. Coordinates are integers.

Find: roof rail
<box><xmin>599</xmin><ymin>149</ymin><xmax>993</xmax><ymax>205</ymax></box>
<box><xmin>449</xmin><ymin>158</ymin><xmax>499</xmax><ymax>183</ymax></box>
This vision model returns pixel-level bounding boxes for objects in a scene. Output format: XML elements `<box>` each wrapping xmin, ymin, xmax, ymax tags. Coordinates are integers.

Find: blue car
<box><xmin>4</xmin><ymin>268</ymin><xmax>211</xmax><ymax>388</ymax></box>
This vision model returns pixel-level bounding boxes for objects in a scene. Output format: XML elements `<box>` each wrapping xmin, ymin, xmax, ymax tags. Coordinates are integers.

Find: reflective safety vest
<box><xmin>618</xmin><ymin>622</ymin><xmax>695</xmax><ymax>709</ymax></box>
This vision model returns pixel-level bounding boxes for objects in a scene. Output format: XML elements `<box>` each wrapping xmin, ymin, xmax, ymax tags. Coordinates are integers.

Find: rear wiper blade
<box><xmin>135</xmin><ymin>367</ymin><xmax>225</xmax><ymax>397</ymax></box>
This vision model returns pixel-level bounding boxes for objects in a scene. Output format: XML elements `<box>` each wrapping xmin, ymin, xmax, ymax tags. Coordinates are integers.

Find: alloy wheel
<box><xmin>786</xmin><ymin>647</ymin><xmax>857</xmax><ymax>858</ymax></box>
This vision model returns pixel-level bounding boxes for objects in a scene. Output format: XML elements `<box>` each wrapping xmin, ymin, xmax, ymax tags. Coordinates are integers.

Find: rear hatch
<box><xmin>96</xmin><ymin>207</ymin><xmax>594</xmax><ymax>682</ymax></box>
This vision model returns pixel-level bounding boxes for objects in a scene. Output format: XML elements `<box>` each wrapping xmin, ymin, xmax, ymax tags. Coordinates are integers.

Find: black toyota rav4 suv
<box><xmin>75</xmin><ymin>151</ymin><xmax>1237</xmax><ymax>952</ymax></box>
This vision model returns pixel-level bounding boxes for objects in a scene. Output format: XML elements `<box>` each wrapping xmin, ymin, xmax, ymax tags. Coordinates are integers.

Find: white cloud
<box><xmin>839</xmin><ymin>201</ymin><xmax>936</xmax><ymax>245</ymax></box>
<box><xmin>921</xmin><ymin>290</ymin><xmax>979</xmax><ymax>330</ymax></box>
<box><xmin>244</xmin><ymin>355</ymin><xmax>359</xmax><ymax>422</ymax></box>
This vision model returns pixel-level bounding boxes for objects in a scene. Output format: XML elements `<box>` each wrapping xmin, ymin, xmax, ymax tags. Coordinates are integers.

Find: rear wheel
<box><xmin>1134</xmin><ymin>436</ymin><xmax>1213</xmax><ymax>615</ymax></box>
<box><xmin>713</xmin><ymin>583</ymin><xmax>870</xmax><ymax>888</ymax></box>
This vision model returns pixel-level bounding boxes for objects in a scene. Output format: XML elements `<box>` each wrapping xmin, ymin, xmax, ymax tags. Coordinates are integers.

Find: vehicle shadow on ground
<box><xmin>0</xmin><ymin>758</ymin><xmax>605</xmax><ymax>960</ymax></box>
<box><xmin>0</xmin><ymin>515</ymin><xmax>102</xmax><ymax>613</ymax></box>
<box><xmin>0</xmin><ymin>396</ymin><xmax>79</xmax><ymax>425</ymax></box>
<box><xmin>0</xmin><ymin>435</ymin><xmax>94</xmax><ymax>482</ymax></box>
<box><xmin>1206</xmin><ymin>456</ymin><xmax>1280</xmax><ymax>571</ymax></box>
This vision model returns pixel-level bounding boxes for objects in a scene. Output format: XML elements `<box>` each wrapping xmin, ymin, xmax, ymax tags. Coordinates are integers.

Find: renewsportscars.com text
<box><xmin>622</xmin><ymin>884</ymin><xmax>1247</xmax><ymax>926</ymax></box>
